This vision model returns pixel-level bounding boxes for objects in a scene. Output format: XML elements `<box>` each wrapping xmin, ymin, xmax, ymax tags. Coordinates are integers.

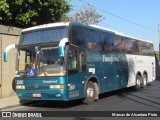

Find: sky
<box><xmin>71</xmin><ymin>0</ymin><xmax>160</xmax><ymax>51</ymax></box>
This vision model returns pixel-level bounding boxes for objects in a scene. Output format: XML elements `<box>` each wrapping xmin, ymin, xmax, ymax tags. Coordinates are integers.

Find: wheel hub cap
<box><xmin>87</xmin><ymin>87</ymin><xmax>94</xmax><ymax>98</ymax></box>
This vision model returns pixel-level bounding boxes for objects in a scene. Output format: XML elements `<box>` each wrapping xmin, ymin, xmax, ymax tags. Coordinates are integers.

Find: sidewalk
<box><xmin>0</xmin><ymin>95</ymin><xmax>20</xmax><ymax>110</ymax></box>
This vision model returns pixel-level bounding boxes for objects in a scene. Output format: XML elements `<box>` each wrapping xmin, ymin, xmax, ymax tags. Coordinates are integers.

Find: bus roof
<box><xmin>22</xmin><ymin>22</ymin><xmax>153</xmax><ymax>43</ymax></box>
<box><xmin>22</xmin><ymin>22</ymin><xmax>70</xmax><ymax>32</ymax></box>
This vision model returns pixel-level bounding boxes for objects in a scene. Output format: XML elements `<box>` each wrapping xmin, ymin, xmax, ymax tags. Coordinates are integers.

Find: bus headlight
<box><xmin>50</xmin><ymin>84</ymin><xmax>65</xmax><ymax>89</ymax></box>
<box><xmin>16</xmin><ymin>85</ymin><xmax>25</xmax><ymax>89</ymax></box>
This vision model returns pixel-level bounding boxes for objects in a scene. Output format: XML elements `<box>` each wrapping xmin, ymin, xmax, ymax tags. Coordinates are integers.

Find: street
<box><xmin>2</xmin><ymin>80</ymin><xmax>160</xmax><ymax>120</ymax></box>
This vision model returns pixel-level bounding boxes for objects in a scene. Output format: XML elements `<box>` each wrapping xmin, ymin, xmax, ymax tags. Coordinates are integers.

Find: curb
<box><xmin>0</xmin><ymin>104</ymin><xmax>20</xmax><ymax>111</ymax></box>
<box><xmin>0</xmin><ymin>100</ymin><xmax>40</xmax><ymax>110</ymax></box>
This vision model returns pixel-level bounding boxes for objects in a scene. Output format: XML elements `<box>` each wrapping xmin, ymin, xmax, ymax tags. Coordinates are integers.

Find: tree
<box><xmin>0</xmin><ymin>0</ymin><xmax>71</xmax><ymax>28</ymax></box>
<box><xmin>62</xmin><ymin>4</ymin><xmax>105</xmax><ymax>25</ymax></box>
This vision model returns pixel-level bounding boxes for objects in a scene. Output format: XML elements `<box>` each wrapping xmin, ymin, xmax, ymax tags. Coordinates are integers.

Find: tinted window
<box><xmin>86</xmin><ymin>29</ymin><xmax>101</xmax><ymax>51</ymax></box>
<box><xmin>20</xmin><ymin>27</ymin><xmax>68</xmax><ymax>45</ymax></box>
<box><xmin>113</xmin><ymin>35</ymin><xmax>124</xmax><ymax>53</ymax></box>
<box><xmin>79</xmin><ymin>50</ymin><xmax>86</xmax><ymax>72</ymax></box>
<box><xmin>123</xmin><ymin>38</ymin><xmax>139</xmax><ymax>54</ymax></box>
<box><xmin>101</xmin><ymin>32</ymin><xmax>113</xmax><ymax>52</ymax></box>
<box><xmin>68</xmin><ymin>47</ymin><xmax>78</xmax><ymax>70</ymax></box>
<box><xmin>139</xmin><ymin>41</ymin><xmax>147</xmax><ymax>55</ymax></box>
<box><xmin>71</xmin><ymin>26</ymin><xmax>85</xmax><ymax>48</ymax></box>
<box><xmin>132</xmin><ymin>40</ymin><xmax>139</xmax><ymax>54</ymax></box>
<box><xmin>146</xmin><ymin>43</ymin><xmax>155</xmax><ymax>56</ymax></box>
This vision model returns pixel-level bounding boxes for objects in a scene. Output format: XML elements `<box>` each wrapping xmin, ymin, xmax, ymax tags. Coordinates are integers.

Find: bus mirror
<box><xmin>4</xmin><ymin>44</ymin><xmax>17</xmax><ymax>62</ymax></box>
<box><xmin>59</xmin><ymin>46</ymin><xmax>65</xmax><ymax>57</ymax></box>
<box><xmin>4</xmin><ymin>52</ymin><xmax>8</xmax><ymax>62</ymax></box>
<box><xmin>59</xmin><ymin>38</ymin><xmax>68</xmax><ymax>57</ymax></box>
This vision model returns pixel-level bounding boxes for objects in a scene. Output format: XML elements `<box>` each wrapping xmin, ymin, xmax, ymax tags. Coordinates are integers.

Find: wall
<box><xmin>0</xmin><ymin>25</ymin><xmax>22</xmax><ymax>98</ymax></box>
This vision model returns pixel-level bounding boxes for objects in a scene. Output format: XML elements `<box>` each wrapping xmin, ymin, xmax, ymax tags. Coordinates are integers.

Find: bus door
<box><xmin>100</xmin><ymin>53</ymin><xmax>116</xmax><ymax>92</ymax></box>
<box><xmin>115</xmin><ymin>53</ymin><xmax>129</xmax><ymax>89</ymax></box>
<box><xmin>67</xmin><ymin>45</ymin><xmax>86</xmax><ymax>99</ymax></box>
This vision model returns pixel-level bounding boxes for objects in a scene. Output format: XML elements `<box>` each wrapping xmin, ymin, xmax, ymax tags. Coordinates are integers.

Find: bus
<box><xmin>4</xmin><ymin>22</ymin><xmax>156</xmax><ymax>104</ymax></box>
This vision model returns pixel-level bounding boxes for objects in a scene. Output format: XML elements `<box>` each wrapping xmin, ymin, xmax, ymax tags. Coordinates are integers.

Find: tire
<box><xmin>83</xmin><ymin>81</ymin><xmax>96</xmax><ymax>104</ymax></box>
<box><xmin>141</xmin><ymin>74</ymin><xmax>147</xmax><ymax>88</ymax></box>
<box><xmin>135</xmin><ymin>75</ymin><xmax>142</xmax><ymax>89</ymax></box>
<box><xmin>12</xmin><ymin>78</ymin><xmax>16</xmax><ymax>92</ymax></box>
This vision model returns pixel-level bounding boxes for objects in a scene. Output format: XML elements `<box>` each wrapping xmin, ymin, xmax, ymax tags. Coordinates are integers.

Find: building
<box><xmin>0</xmin><ymin>25</ymin><xmax>22</xmax><ymax>98</ymax></box>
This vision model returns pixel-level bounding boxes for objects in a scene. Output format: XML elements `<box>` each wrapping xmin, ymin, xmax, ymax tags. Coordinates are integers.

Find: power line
<box><xmin>78</xmin><ymin>0</ymin><xmax>156</xmax><ymax>31</ymax></box>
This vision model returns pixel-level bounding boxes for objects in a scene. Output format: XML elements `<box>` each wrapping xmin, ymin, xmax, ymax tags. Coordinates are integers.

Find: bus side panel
<box><xmin>115</xmin><ymin>53</ymin><xmax>129</xmax><ymax>89</ymax></box>
<box><xmin>100</xmin><ymin>66</ymin><xmax>116</xmax><ymax>93</ymax></box>
<box><xmin>99</xmin><ymin>53</ymin><xmax>116</xmax><ymax>93</ymax></box>
<box><xmin>126</xmin><ymin>55</ymin><xmax>155</xmax><ymax>87</ymax></box>
<box><xmin>99</xmin><ymin>53</ymin><xmax>129</xmax><ymax>93</ymax></box>
<box><xmin>67</xmin><ymin>71</ymin><xmax>89</xmax><ymax>100</ymax></box>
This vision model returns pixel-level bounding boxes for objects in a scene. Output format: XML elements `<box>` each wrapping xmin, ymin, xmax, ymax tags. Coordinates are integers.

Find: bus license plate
<box><xmin>32</xmin><ymin>93</ymin><xmax>41</xmax><ymax>98</ymax></box>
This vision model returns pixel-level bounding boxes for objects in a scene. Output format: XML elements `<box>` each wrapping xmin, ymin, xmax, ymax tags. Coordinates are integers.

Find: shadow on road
<box><xmin>21</xmin><ymin>99</ymin><xmax>84</xmax><ymax>109</ymax></box>
<box><xmin>21</xmin><ymin>87</ymin><xmax>137</xmax><ymax>109</ymax></box>
<box><xmin>115</xmin><ymin>81</ymin><xmax>160</xmax><ymax>110</ymax></box>
<box><xmin>21</xmin><ymin>81</ymin><xmax>160</xmax><ymax>109</ymax></box>
<box><xmin>116</xmin><ymin>93</ymin><xmax>160</xmax><ymax>110</ymax></box>
<box><xmin>99</xmin><ymin>86</ymin><xmax>136</xmax><ymax>100</ymax></box>
<box><xmin>21</xmin><ymin>87</ymin><xmax>138</xmax><ymax>109</ymax></box>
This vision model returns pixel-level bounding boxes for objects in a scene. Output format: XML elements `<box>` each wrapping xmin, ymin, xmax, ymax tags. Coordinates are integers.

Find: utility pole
<box><xmin>158</xmin><ymin>25</ymin><xmax>160</xmax><ymax>61</ymax></box>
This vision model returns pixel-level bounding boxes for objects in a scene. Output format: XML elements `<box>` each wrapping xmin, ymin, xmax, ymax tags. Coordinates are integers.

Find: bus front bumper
<box><xmin>16</xmin><ymin>89</ymin><xmax>68</xmax><ymax>101</ymax></box>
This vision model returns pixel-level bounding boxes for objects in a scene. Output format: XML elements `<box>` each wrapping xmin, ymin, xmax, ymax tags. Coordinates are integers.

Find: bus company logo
<box><xmin>102</xmin><ymin>55</ymin><xmax>120</xmax><ymax>63</ymax></box>
<box><xmin>68</xmin><ymin>84</ymin><xmax>75</xmax><ymax>90</ymax></box>
<box><xmin>43</xmin><ymin>80</ymin><xmax>58</xmax><ymax>84</ymax></box>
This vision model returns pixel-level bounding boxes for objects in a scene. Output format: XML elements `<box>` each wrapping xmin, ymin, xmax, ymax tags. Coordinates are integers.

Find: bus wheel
<box><xmin>135</xmin><ymin>75</ymin><xmax>142</xmax><ymax>89</ymax></box>
<box><xmin>83</xmin><ymin>81</ymin><xmax>95</xmax><ymax>104</ymax></box>
<box><xmin>141</xmin><ymin>74</ymin><xmax>147</xmax><ymax>88</ymax></box>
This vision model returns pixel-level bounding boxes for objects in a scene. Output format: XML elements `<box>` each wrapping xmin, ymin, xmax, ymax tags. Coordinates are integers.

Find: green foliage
<box><xmin>62</xmin><ymin>4</ymin><xmax>105</xmax><ymax>25</ymax></box>
<box><xmin>0</xmin><ymin>0</ymin><xmax>71</xmax><ymax>28</ymax></box>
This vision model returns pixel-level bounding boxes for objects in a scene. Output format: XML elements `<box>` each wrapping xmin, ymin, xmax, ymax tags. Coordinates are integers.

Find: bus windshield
<box><xmin>20</xmin><ymin>27</ymin><xmax>68</xmax><ymax>45</ymax></box>
<box><xmin>17</xmin><ymin>46</ymin><xmax>66</xmax><ymax>77</ymax></box>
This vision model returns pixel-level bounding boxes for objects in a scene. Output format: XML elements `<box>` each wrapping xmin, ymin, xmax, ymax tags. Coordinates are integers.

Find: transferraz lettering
<box><xmin>102</xmin><ymin>55</ymin><xmax>119</xmax><ymax>62</ymax></box>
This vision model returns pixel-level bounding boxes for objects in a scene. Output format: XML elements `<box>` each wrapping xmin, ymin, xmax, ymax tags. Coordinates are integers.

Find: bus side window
<box><xmin>79</xmin><ymin>50</ymin><xmax>86</xmax><ymax>72</ymax></box>
<box><xmin>68</xmin><ymin>50</ymin><xmax>77</xmax><ymax>69</ymax></box>
<box><xmin>148</xmin><ymin>43</ymin><xmax>154</xmax><ymax>56</ymax></box>
<box><xmin>125</xmin><ymin>46</ymin><xmax>128</xmax><ymax>54</ymax></box>
<box><xmin>139</xmin><ymin>41</ymin><xmax>147</xmax><ymax>55</ymax></box>
<box><xmin>71</xmin><ymin>26</ymin><xmax>85</xmax><ymax>48</ymax></box>
<box><xmin>68</xmin><ymin>46</ymin><xmax>79</xmax><ymax>74</ymax></box>
<box><xmin>113</xmin><ymin>35</ymin><xmax>123</xmax><ymax>53</ymax></box>
<box><xmin>132</xmin><ymin>40</ymin><xmax>139</xmax><ymax>54</ymax></box>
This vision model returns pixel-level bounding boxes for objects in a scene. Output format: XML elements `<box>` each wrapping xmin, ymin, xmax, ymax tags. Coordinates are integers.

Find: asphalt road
<box><xmin>2</xmin><ymin>80</ymin><xmax>160</xmax><ymax>120</ymax></box>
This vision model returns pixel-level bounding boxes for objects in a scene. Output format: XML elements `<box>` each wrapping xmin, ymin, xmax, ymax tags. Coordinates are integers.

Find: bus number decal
<box><xmin>17</xmin><ymin>80</ymin><xmax>23</xmax><ymax>84</ymax></box>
